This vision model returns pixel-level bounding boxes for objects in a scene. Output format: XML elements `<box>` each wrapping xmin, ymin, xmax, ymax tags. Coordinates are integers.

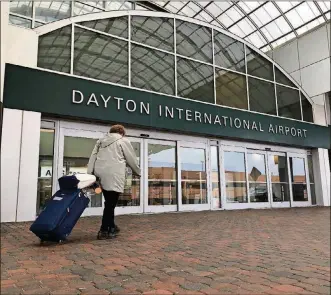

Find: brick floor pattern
<box><xmin>1</xmin><ymin>207</ymin><xmax>330</xmax><ymax>295</ymax></box>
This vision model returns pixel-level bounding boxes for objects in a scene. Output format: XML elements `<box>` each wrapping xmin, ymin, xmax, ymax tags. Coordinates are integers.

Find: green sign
<box><xmin>3</xmin><ymin>64</ymin><xmax>331</xmax><ymax>149</ymax></box>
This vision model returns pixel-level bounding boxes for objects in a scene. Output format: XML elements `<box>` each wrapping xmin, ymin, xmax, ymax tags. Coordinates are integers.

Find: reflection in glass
<box><xmin>269</xmin><ymin>154</ymin><xmax>290</xmax><ymax>202</ymax></box>
<box><xmin>176</xmin><ymin>20</ymin><xmax>212</xmax><ymax>63</ymax></box>
<box><xmin>216</xmin><ymin>70</ymin><xmax>248</xmax><ymax>109</ymax></box>
<box><xmin>214</xmin><ymin>32</ymin><xmax>245</xmax><ymax>73</ymax></box>
<box><xmin>74</xmin><ymin>27</ymin><xmax>128</xmax><ymax>85</ymax></box>
<box><xmin>307</xmin><ymin>155</ymin><xmax>316</xmax><ymax>205</ymax></box>
<box><xmin>275</xmin><ymin>67</ymin><xmax>296</xmax><ymax>87</ymax></box>
<box><xmin>37</xmin><ymin>25</ymin><xmax>71</xmax><ymax>73</ymax></box>
<box><xmin>177</xmin><ymin>58</ymin><xmax>214</xmax><ymax>103</ymax></box>
<box><xmin>301</xmin><ymin>94</ymin><xmax>314</xmax><ymax>122</ymax></box>
<box><xmin>277</xmin><ymin>85</ymin><xmax>301</xmax><ymax>120</ymax></box>
<box><xmin>289</xmin><ymin>157</ymin><xmax>308</xmax><ymax>202</ymax></box>
<box><xmin>248</xmin><ymin>77</ymin><xmax>277</xmax><ymax>115</ymax></box>
<box><xmin>34</xmin><ymin>21</ymin><xmax>44</xmax><ymax>28</ymax></box>
<box><xmin>148</xmin><ymin>144</ymin><xmax>177</xmax><ymax>206</ymax></box>
<box><xmin>9</xmin><ymin>15</ymin><xmax>31</xmax><ymax>28</ymax></box>
<box><xmin>224</xmin><ymin>151</ymin><xmax>247</xmax><ymax>203</ymax></box>
<box><xmin>119</xmin><ymin>142</ymin><xmax>140</xmax><ymax>207</ymax></box>
<box><xmin>131</xmin><ymin>44</ymin><xmax>175</xmax><ymax>95</ymax></box>
<box><xmin>10</xmin><ymin>1</ymin><xmax>33</xmax><ymax>17</ymax></box>
<box><xmin>181</xmin><ymin>148</ymin><xmax>207</xmax><ymax>204</ymax></box>
<box><xmin>247</xmin><ymin>153</ymin><xmax>268</xmax><ymax>202</ymax></box>
<box><xmin>79</xmin><ymin>16</ymin><xmax>128</xmax><ymax>38</ymax></box>
<box><xmin>74</xmin><ymin>2</ymin><xmax>102</xmax><ymax>16</ymax></box>
<box><xmin>132</xmin><ymin>16</ymin><xmax>174</xmax><ymax>52</ymax></box>
<box><xmin>37</xmin><ymin>129</ymin><xmax>55</xmax><ymax>213</ymax></box>
<box><xmin>63</xmin><ymin>136</ymin><xmax>102</xmax><ymax>208</ymax></box>
<box><xmin>105</xmin><ymin>1</ymin><xmax>132</xmax><ymax>10</ymax></box>
<box><xmin>35</xmin><ymin>1</ymin><xmax>71</xmax><ymax>23</ymax></box>
<box><xmin>246</xmin><ymin>47</ymin><xmax>274</xmax><ymax>81</ymax></box>
<box><xmin>211</xmin><ymin>146</ymin><xmax>220</xmax><ymax>208</ymax></box>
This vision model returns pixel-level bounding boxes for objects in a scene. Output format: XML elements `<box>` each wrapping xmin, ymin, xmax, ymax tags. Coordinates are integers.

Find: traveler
<box><xmin>87</xmin><ymin>124</ymin><xmax>140</xmax><ymax>240</ymax></box>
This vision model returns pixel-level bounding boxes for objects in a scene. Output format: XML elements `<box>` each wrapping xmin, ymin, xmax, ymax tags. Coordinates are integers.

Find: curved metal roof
<box><xmin>9</xmin><ymin>1</ymin><xmax>330</xmax><ymax>51</ymax></box>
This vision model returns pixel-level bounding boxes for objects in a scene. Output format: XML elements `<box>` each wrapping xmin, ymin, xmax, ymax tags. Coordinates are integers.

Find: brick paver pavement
<box><xmin>1</xmin><ymin>207</ymin><xmax>330</xmax><ymax>295</ymax></box>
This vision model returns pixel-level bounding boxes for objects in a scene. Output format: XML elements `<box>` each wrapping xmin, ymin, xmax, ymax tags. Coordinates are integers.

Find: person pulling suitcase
<box><xmin>87</xmin><ymin>124</ymin><xmax>141</xmax><ymax>240</ymax></box>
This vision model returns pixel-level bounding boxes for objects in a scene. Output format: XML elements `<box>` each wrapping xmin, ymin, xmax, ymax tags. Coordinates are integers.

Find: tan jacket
<box><xmin>87</xmin><ymin>133</ymin><xmax>140</xmax><ymax>193</ymax></box>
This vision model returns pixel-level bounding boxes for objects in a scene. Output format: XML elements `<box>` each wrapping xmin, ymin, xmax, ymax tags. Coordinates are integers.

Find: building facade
<box><xmin>1</xmin><ymin>3</ymin><xmax>330</xmax><ymax>222</ymax></box>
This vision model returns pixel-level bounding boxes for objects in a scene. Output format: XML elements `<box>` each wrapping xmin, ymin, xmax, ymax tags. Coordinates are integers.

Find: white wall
<box><xmin>1</xmin><ymin>24</ymin><xmax>40</xmax><ymax>222</ymax></box>
<box><xmin>0</xmin><ymin>1</ymin><xmax>9</xmax><ymax>103</ymax></box>
<box><xmin>270</xmin><ymin>23</ymin><xmax>331</xmax><ymax>104</ymax></box>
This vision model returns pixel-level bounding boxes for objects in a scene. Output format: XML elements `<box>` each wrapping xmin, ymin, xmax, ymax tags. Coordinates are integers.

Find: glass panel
<box><xmin>224</xmin><ymin>151</ymin><xmax>247</xmax><ymax>203</ymax></box>
<box><xmin>307</xmin><ymin>155</ymin><xmax>316</xmax><ymax>205</ymax></box>
<box><xmin>34</xmin><ymin>21</ymin><xmax>44</xmax><ymax>28</ymax></box>
<box><xmin>211</xmin><ymin>146</ymin><xmax>220</xmax><ymax>208</ymax></box>
<box><xmin>131</xmin><ymin>44</ymin><xmax>175</xmax><ymax>96</ymax></box>
<box><xmin>79</xmin><ymin>16</ymin><xmax>128</xmax><ymax>39</ymax></box>
<box><xmin>269</xmin><ymin>154</ymin><xmax>290</xmax><ymax>202</ymax></box>
<box><xmin>37</xmin><ymin>129</ymin><xmax>55</xmax><ymax>213</ymax></box>
<box><xmin>74</xmin><ymin>27</ymin><xmax>128</xmax><ymax>85</ymax></box>
<box><xmin>301</xmin><ymin>94</ymin><xmax>314</xmax><ymax>122</ymax></box>
<box><xmin>9</xmin><ymin>15</ymin><xmax>31</xmax><ymax>28</ymax></box>
<box><xmin>215</xmin><ymin>69</ymin><xmax>248</xmax><ymax>109</ymax></box>
<box><xmin>148</xmin><ymin>144</ymin><xmax>177</xmax><ymax>206</ymax></box>
<box><xmin>63</xmin><ymin>136</ymin><xmax>102</xmax><ymax>208</ymax></box>
<box><xmin>181</xmin><ymin>147</ymin><xmax>207</xmax><ymax>205</ymax></box>
<box><xmin>119</xmin><ymin>142</ymin><xmax>140</xmax><ymax>207</ymax></box>
<box><xmin>248</xmin><ymin>77</ymin><xmax>277</xmax><ymax>115</ymax></box>
<box><xmin>214</xmin><ymin>31</ymin><xmax>245</xmax><ymax>73</ymax></box>
<box><xmin>290</xmin><ymin>157</ymin><xmax>308</xmax><ymax>202</ymax></box>
<box><xmin>247</xmin><ymin>153</ymin><xmax>268</xmax><ymax>203</ymax></box>
<box><xmin>275</xmin><ymin>67</ymin><xmax>296</xmax><ymax>87</ymax></box>
<box><xmin>276</xmin><ymin>85</ymin><xmax>301</xmax><ymax>120</ymax></box>
<box><xmin>246</xmin><ymin>47</ymin><xmax>274</xmax><ymax>81</ymax></box>
<box><xmin>10</xmin><ymin>1</ymin><xmax>33</xmax><ymax>17</ymax></box>
<box><xmin>176</xmin><ymin>20</ymin><xmax>212</xmax><ymax>63</ymax></box>
<box><xmin>37</xmin><ymin>25</ymin><xmax>71</xmax><ymax>73</ymax></box>
<box><xmin>177</xmin><ymin>58</ymin><xmax>214</xmax><ymax>104</ymax></box>
<box><xmin>73</xmin><ymin>2</ymin><xmax>103</xmax><ymax>16</ymax></box>
<box><xmin>105</xmin><ymin>1</ymin><xmax>132</xmax><ymax>10</ymax></box>
<box><xmin>35</xmin><ymin>1</ymin><xmax>71</xmax><ymax>23</ymax></box>
<box><xmin>131</xmin><ymin>16</ymin><xmax>174</xmax><ymax>52</ymax></box>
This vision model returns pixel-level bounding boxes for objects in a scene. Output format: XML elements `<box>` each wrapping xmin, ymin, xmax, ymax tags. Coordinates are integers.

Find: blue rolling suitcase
<box><xmin>30</xmin><ymin>176</ymin><xmax>90</xmax><ymax>243</ymax></box>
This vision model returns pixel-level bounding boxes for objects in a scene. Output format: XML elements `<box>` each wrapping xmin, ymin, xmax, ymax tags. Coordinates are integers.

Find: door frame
<box><xmin>178</xmin><ymin>141</ymin><xmax>210</xmax><ymax>212</ymax></box>
<box><xmin>287</xmin><ymin>152</ymin><xmax>311</xmax><ymax>207</ymax></box>
<box><xmin>143</xmin><ymin>138</ymin><xmax>178</xmax><ymax>213</ymax></box>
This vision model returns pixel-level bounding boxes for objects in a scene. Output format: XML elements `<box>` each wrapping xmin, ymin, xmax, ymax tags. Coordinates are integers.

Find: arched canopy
<box><xmin>34</xmin><ymin>10</ymin><xmax>315</xmax><ymax>123</ymax></box>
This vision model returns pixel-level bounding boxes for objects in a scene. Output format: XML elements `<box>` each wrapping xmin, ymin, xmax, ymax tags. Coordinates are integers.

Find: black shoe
<box><xmin>97</xmin><ymin>230</ymin><xmax>109</xmax><ymax>240</ymax></box>
<box><xmin>108</xmin><ymin>228</ymin><xmax>117</xmax><ymax>239</ymax></box>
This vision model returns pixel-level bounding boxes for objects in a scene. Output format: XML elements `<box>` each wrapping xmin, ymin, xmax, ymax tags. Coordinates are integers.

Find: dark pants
<box><xmin>101</xmin><ymin>190</ymin><xmax>120</xmax><ymax>232</ymax></box>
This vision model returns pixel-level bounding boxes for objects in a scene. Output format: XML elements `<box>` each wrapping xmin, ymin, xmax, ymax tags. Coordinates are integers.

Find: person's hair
<box><xmin>110</xmin><ymin>124</ymin><xmax>126</xmax><ymax>136</ymax></box>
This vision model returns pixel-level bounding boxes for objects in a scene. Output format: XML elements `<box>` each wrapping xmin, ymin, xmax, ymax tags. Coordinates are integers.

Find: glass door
<box><xmin>144</xmin><ymin>139</ymin><xmax>177</xmax><ymax>213</ymax></box>
<box><xmin>267</xmin><ymin>152</ymin><xmax>291</xmax><ymax>208</ymax></box>
<box><xmin>288</xmin><ymin>153</ymin><xmax>311</xmax><ymax>207</ymax></box>
<box><xmin>57</xmin><ymin>128</ymin><xmax>143</xmax><ymax>216</ymax></box>
<box><xmin>178</xmin><ymin>142</ymin><xmax>209</xmax><ymax>211</ymax></box>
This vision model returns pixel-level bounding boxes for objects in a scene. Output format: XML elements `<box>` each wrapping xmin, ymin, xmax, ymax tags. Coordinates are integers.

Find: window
<box><xmin>37</xmin><ymin>129</ymin><xmax>55</xmax><ymax>213</ymax></box>
<box><xmin>301</xmin><ymin>94</ymin><xmax>314</xmax><ymax>122</ymax></box>
<box><xmin>276</xmin><ymin>85</ymin><xmax>301</xmax><ymax>120</ymax></box>
<box><xmin>214</xmin><ymin>31</ymin><xmax>245</xmax><ymax>73</ymax></box>
<box><xmin>176</xmin><ymin>20</ymin><xmax>212</xmax><ymax>63</ymax></box>
<box><xmin>275</xmin><ymin>67</ymin><xmax>296</xmax><ymax>87</ymax></box>
<box><xmin>9</xmin><ymin>15</ymin><xmax>31</xmax><ymax>28</ymax></box>
<box><xmin>248</xmin><ymin>77</ymin><xmax>277</xmax><ymax>115</ymax></box>
<box><xmin>307</xmin><ymin>155</ymin><xmax>316</xmax><ymax>205</ymax></box>
<box><xmin>177</xmin><ymin>58</ymin><xmax>214</xmax><ymax>104</ymax></box>
<box><xmin>37</xmin><ymin>25</ymin><xmax>71</xmax><ymax>73</ymax></box>
<box><xmin>215</xmin><ymin>69</ymin><xmax>248</xmax><ymax>110</ymax></box>
<box><xmin>246</xmin><ymin>47</ymin><xmax>274</xmax><ymax>81</ymax></box>
<box><xmin>74</xmin><ymin>27</ymin><xmax>128</xmax><ymax>85</ymax></box>
<box><xmin>211</xmin><ymin>146</ymin><xmax>220</xmax><ymax>208</ymax></box>
<box><xmin>131</xmin><ymin>44</ymin><xmax>175</xmax><ymax>95</ymax></box>
<box><xmin>289</xmin><ymin>157</ymin><xmax>308</xmax><ymax>202</ymax></box>
<box><xmin>131</xmin><ymin>16</ymin><xmax>174</xmax><ymax>52</ymax></box>
<box><xmin>10</xmin><ymin>1</ymin><xmax>33</xmax><ymax>17</ymax></box>
<box><xmin>35</xmin><ymin>1</ymin><xmax>71</xmax><ymax>23</ymax></box>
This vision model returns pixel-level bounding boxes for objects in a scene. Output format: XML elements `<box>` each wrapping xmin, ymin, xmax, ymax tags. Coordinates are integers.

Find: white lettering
<box><xmin>234</xmin><ymin>118</ymin><xmax>241</xmax><ymax>129</ymax></box>
<box><xmin>87</xmin><ymin>93</ymin><xmax>99</xmax><ymax>106</ymax></box>
<box><xmin>259</xmin><ymin>123</ymin><xmax>264</xmax><ymax>132</ymax></box>
<box><xmin>140</xmin><ymin>102</ymin><xmax>150</xmax><ymax>114</ymax></box>
<box><xmin>243</xmin><ymin>120</ymin><xmax>250</xmax><ymax>130</ymax></box>
<box><xmin>126</xmin><ymin>100</ymin><xmax>136</xmax><ymax>112</ymax></box>
<box><xmin>303</xmin><ymin>129</ymin><xmax>307</xmax><ymax>138</ymax></box>
<box><xmin>72</xmin><ymin>90</ymin><xmax>84</xmax><ymax>104</ymax></box>
<box><xmin>285</xmin><ymin>126</ymin><xmax>290</xmax><ymax>135</ymax></box>
<box><xmin>195</xmin><ymin>111</ymin><xmax>202</xmax><ymax>123</ymax></box>
<box><xmin>114</xmin><ymin>97</ymin><xmax>123</xmax><ymax>110</ymax></box>
<box><xmin>268</xmin><ymin>124</ymin><xmax>275</xmax><ymax>134</ymax></box>
<box><xmin>165</xmin><ymin>106</ymin><xmax>174</xmax><ymax>118</ymax></box>
<box><xmin>297</xmin><ymin>129</ymin><xmax>302</xmax><ymax>137</ymax></box>
<box><xmin>229</xmin><ymin>117</ymin><xmax>233</xmax><ymax>127</ymax></box>
<box><xmin>100</xmin><ymin>95</ymin><xmax>111</xmax><ymax>108</ymax></box>
<box><xmin>291</xmin><ymin>127</ymin><xmax>297</xmax><ymax>137</ymax></box>
<box><xmin>278</xmin><ymin>126</ymin><xmax>284</xmax><ymax>134</ymax></box>
<box><xmin>222</xmin><ymin>116</ymin><xmax>228</xmax><ymax>126</ymax></box>
<box><xmin>176</xmin><ymin>108</ymin><xmax>183</xmax><ymax>119</ymax></box>
<box><xmin>186</xmin><ymin>110</ymin><xmax>192</xmax><ymax>121</ymax></box>
<box><xmin>204</xmin><ymin>113</ymin><xmax>212</xmax><ymax>124</ymax></box>
<box><xmin>214</xmin><ymin>115</ymin><xmax>221</xmax><ymax>125</ymax></box>
<box><xmin>252</xmin><ymin>121</ymin><xmax>258</xmax><ymax>131</ymax></box>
